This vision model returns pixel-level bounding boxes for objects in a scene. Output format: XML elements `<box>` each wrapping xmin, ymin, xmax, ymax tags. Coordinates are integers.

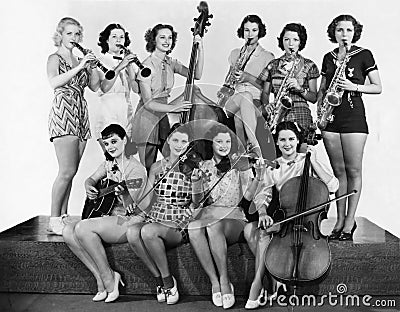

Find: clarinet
<box><xmin>116</xmin><ymin>44</ymin><xmax>151</xmax><ymax>78</ymax></box>
<box><xmin>71</xmin><ymin>42</ymin><xmax>115</xmax><ymax>80</ymax></box>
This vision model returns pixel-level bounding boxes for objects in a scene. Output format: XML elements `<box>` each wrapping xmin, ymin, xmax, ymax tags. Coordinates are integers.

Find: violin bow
<box><xmin>266</xmin><ymin>190</ymin><xmax>357</xmax><ymax>229</ymax></box>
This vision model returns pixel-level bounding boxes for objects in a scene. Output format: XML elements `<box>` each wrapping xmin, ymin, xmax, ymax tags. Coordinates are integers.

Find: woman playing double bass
<box><xmin>243</xmin><ymin>121</ymin><xmax>339</xmax><ymax>309</ymax></box>
<box><xmin>131</xmin><ymin>24</ymin><xmax>204</xmax><ymax>172</ymax></box>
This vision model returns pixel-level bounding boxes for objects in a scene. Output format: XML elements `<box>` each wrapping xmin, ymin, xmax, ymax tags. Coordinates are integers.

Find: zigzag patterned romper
<box><xmin>48</xmin><ymin>54</ymin><xmax>91</xmax><ymax>142</ymax></box>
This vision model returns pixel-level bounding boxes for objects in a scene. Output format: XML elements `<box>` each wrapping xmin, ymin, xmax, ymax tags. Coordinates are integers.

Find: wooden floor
<box><xmin>0</xmin><ymin>215</ymin><xmax>399</xmax><ymax>297</ymax></box>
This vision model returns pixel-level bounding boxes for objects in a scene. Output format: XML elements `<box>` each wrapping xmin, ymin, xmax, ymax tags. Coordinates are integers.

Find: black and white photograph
<box><xmin>0</xmin><ymin>0</ymin><xmax>399</xmax><ymax>311</ymax></box>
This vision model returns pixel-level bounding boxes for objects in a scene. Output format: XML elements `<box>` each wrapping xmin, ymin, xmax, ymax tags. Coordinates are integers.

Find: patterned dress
<box><xmin>194</xmin><ymin>159</ymin><xmax>251</xmax><ymax>221</ymax></box>
<box><xmin>48</xmin><ymin>54</ymin><xmax>91</xmax><ymax>142</ymax></box>
<box><xmin>146</xmin><ymin>159</ymin><xmax>193</xmax><ymax>241</ymax></box>
<box><xmin>259</xmin><ymin>54</ymin><xmax>320</xmax><ymax>130</ymax></box>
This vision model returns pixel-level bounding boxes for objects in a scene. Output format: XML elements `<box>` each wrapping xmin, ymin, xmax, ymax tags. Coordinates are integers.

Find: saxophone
<box><xmin>216</xmin><ymin>38</ymin><xmax>252</xmax><ymax>107</ymax></box>
<box><xmin>317</xmin><ymin>48</ymin><xmax>350</xmax><ymax>130</ymax></box>
<box><xmin>266</xmin><ymin>53</ymin><xmax>298</xmax><ymax>130</ymax></box>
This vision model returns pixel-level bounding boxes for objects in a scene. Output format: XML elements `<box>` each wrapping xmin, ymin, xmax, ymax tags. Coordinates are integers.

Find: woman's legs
<box><xmin>206</xmin><ymin>219</ymin><xmax>244</xmax><ymax>295</ymax></box>
<box><xmin>74</xmin><ymin>216</ymin><xmax>132</xmax><ymax>292</ymax></box>
<box><xmin>226</xmin><ymin>92</ymin><xmax>261</xmax><ymax>156</ymax></box>
<box><xmin>126</xmin><ymin>223</ymin><xmax>161</xmax><ymax>278</ymax></box>
<box><xmin>322</xmin><ymin>132</ymin><xmax>347</xmax><ymax>231</ymax></box>
<box><xmin>247</xmin><ymin>228</ymin><xmax>272</xmax><ymax>300</ymax></box>
<box><xmin>188</xmin><ymin>220</ymin><xmax>221</xmax><ymax>293</ymax></box>
<box><xmin>139</xmin><ymin>222</ymin><xmax>182</xmax><ymax>279</ymax></box>
<box><xmin>340</xmin><ymin>133</ymin><xmax>367</xmax><ymax>232</ymax></box>
<box><xmin>51</xmin><ymin>136</ymin><xmax>86</xmax><ymax>217</ymax></box>
<box><xmin>60</xmin><ymin>139</ymin><xmax>86</xmax><ymax>216</ymax></box>
<box><xmin>63</xmin><ymin>221</ymin><xmax>105</xmax><ymax>292</ymax></box>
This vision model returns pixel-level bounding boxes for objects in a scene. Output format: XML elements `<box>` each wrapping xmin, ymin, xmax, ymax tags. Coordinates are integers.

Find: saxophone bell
<box><xmin>116</xmin><ymin>44</ymin><xmax>151</xmax><ymax>78</ymax></box>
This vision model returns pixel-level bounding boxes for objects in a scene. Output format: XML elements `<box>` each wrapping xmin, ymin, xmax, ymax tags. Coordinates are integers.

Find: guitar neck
<box><xmin>98</xmin><ymin>181</ymin><xmax>125</xmax><ymax>198</ymax></box>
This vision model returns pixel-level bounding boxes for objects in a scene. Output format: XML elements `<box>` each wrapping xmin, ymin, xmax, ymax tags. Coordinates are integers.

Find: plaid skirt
<box><xmin>146</xmin><ymin>203</ymin><xmax>191</xmax><ymax>243</ymax></box>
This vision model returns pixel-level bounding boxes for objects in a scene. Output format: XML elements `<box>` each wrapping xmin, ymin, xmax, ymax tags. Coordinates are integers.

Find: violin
<box><xmin>264</xmin><ymin>130</ymin><xmax>331</xmax><ymax>288</ymax></box>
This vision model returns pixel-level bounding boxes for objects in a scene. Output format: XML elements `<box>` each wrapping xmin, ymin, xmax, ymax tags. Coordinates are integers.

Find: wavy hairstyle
<box><xmin>144</xmin><ymin>24</ymin><xmax>177</xmax><ymax>54</ymax></box>
<box><xmin>277</xmin><ymin>23</ymin><xmax>308</xmax><ymax>51</ymax></box>
<box><xmin>98</xmin><ymin>23</ymin><xmax>131</xmax><ymax>54</ymax></box>
<box><xmin>237</xmin><ymin>14</ymin><xmax>267</xmax><ymax>39</ymax></box>
<box><xmin>327</xmin><ymin>14</ymin><xmax>363</xmax><ymax>43</ymax></box>
<box><xmin>161</xmin><ymin>123</ymin><xmax>193</xmax><ymax>156</ymax></box>
<box><xmin>52</xmin><ymin>17</ymin><xmax>83</xmax><ymax>47</ymax></box>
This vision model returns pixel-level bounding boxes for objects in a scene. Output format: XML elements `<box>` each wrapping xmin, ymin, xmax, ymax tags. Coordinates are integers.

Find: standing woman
<box><xmin>127</xmin><ymin>124</ymin><xmax>194</xmax><ymax>305</ymax></box>
<box><xmin>95</xmin><ymin>23</ymin><xmax>139</xmax><ymax>154</ymax></box>
<box><xmin>221</xmin><ymin>15</ymin><xmax>274</xmax><ymax>157</ymax></box>
<box><xmin>131</xmin><ymin>24</ymin><xmax>204</xmax><ymax>172</ymax></box>
<box><xmin>47</xmin><ymin>17</ymin><xmax>100</xmax><ymax>234</ymax></box>
<box><xmin>188</xmin><ymin>124</ymin><xmax>257</xmax><ymax>309</ymax></box>
<box><xmin>260</xmin><ymin>23</ymin><xmax>319</xmax><ymax>134</ymax></box>
<box><xmin>317</xmin><ymin>15</ymin><xmax>382</xmax><ymax>240</ymax></box>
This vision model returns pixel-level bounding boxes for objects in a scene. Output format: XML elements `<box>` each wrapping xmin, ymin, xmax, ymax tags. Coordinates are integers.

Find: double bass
<box><xmin>264</xmin><ymin>131</ymin><xmax>331</xmax><ymax>288</ymax></box>
<box><xmin>169</xmin><ymin>1</ymin><xmax>228</xmax><ymax>140</ymax></box>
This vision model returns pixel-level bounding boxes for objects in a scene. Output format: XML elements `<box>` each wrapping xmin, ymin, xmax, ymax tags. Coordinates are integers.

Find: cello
<box><xmin>169</xmin><ymin>1</ymin><xmax>228</xmax><ymax>140</ymax></box>
<box><xmin>264</xmin><ymin>130</ymin><xmax>331</xmax><ymax>288</ymax></box>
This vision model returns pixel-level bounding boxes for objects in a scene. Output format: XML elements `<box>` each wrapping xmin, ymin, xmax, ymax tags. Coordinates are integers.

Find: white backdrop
<box><xmin>1</xmin><ymin>0</ymin><xmax>399</xmax><ymax>237</ymax></box>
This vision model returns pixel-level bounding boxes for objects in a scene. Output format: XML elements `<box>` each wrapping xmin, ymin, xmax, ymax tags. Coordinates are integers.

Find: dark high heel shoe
<box><xmin>328</xmin><ymin>227</ymin><xmax>343</xmax><ymax>240</ymax></box>
<box><xmin>339</xmin><ymin>222</ymin><xmax>357</xmax><ymax>241</ymax></box>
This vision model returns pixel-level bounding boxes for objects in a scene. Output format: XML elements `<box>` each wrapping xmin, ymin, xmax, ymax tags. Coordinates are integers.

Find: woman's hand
<box><xmin>86</xmin><ymin>185</ymin><xmax>99</xmax><ymax>200</ymax></box>
<box><xmin>253</xmin><ymin>158</ymin><xmax>265</xmax><ymax>181</ymax></box>
<box><xmin>114</xmin><ymin>184</ymin><xmax>126</xmax><ymax>196</ymax></box>
<box><xmin>191</xmin><ymin>168</ymin><xmax>203</xmax><ymax>183</ymax></box>
<box><xmin>172</xmin><ymin>100</ymin><xmax>193</xmax><ymax>113</ymax></box>
<box><xmin>258</xmin><ymin>212</ymin><xmax>274</xmax><ymax>230</ymax></box>
<box><xmin>194</xmin><ymin>35</ymin><xmax>203</xmax><ymax>51</ymax></box>
<box><xmin>338</xmin><ymin>76</ymin><xmax>357</xmax><ymax>91</ymax></box>
<box><xmin>79</xmin><ymin>51</ymin><xmax>97</xmax><ymax>69</ymax></box>
<box><xmin>234</xmin><ymin>69</ymin><xmax>251</xmax><ymax>83</ymax></box>
<box><xmin>307</xmin><ymin>145</ymin><xmax>318</xmax><ymax>163</ymax></box>
<box><xmin>117</xmin><ymin>53</ymin><xmax>137</xmax><ymax>71</ymax></box>
<box><xmin>286</xmin><ymin>77</ymin><xmax>302</xmax><ymax>91</ymax></box>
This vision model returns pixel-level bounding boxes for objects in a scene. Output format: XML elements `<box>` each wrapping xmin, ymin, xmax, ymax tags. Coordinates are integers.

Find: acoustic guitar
<box><xmin>81</xmin><ymin>178</ymin><xmax>143</xmax><ymax>219</ymax></box>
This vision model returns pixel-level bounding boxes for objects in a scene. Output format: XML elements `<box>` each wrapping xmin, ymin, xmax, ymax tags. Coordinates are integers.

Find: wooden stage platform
<box><xmin>0</xmin><ymin>216</ymin><xmax>399</xmax><ymax>296</ymax></box>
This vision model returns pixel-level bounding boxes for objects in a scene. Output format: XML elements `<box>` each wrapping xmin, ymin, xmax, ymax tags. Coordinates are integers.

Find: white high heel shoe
<box><xmin>245</xmin><ymin>288</ymin><xmax>267</xmax><ymax>309</ymax></box>
<box><xmin>267</xmin><ymin>281</ymin><xmax>287</xmax><ymax>301</ymax></box>
<box><xmin>212</xmin><ymin>289</ymin><xmax>222</xmax><ymax>307</ymax></box>
<box><xmin>222</xmin><ymin>283</ymin><xmax>235</xmax><ymax>309</ymax></box>
<box><xmin>105</xmin><ymin>271</ymin><xmax>125</xmax><ymax>303</ymax></box>
<box><xmin>92</xmin><ymin>290</ymin><xmax>107</xmax><ymax>302</ymax></box>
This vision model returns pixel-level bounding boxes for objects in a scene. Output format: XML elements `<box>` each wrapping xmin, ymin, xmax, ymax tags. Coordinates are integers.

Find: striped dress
<box><xmin>48</xmin><ymin>54</ymin><xmax>91</xmax><ymax>142</ymax></box>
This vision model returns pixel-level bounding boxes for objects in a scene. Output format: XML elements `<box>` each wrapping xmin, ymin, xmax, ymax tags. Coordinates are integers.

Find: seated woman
<box><xmin>188</xmin><ymin>124</ymin><xmax>262</xmax><ymax>309</ymax></box>
<box><xmin>243</xmin><ymin>121</ymin><xmax>339</xmax><ymax>309</ymax></box>
<box><xmin>126</xmin><ymin>123</ymin><xmax>195</xmax><ymax>305</ymax></box>
<box><xmin>62</xmin><ymin>124</ymin><xmax>147</xmax><ymax>303</ymax></box>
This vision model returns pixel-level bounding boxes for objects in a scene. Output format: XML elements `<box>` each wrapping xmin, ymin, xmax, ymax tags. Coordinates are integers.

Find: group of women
<box><xmin>46</xmin><ymin>12</ymin><xmax>381</xmax><ymax>310</ymax></box>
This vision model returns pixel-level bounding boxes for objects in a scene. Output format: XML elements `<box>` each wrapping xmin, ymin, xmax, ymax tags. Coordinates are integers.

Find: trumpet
<box><xmin>117</xmin><ymin>44</ymin><xmax>151</xmax><ymax>78</ymax></box>
<box><xmin>71</xmin><ymin>42</ymin><xmax>115</xmax><ymax>80</ymax></box>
